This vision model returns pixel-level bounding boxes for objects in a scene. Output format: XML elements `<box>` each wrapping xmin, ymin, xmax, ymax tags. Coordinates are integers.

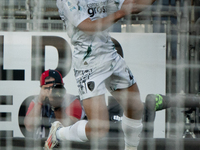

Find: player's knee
<box><xmin>133</xmin><ymin>101</ymin><xmax>144</xmax><ymax>113</ymax></box>
<box><xmin>136</xmin><ymin>102</ymin><xmax>144</xmax><ymax>116</ymax></box>
<box><xmin>126</xmin><ymin>101</ymin><xmax>144</xmax><ymax>119</ymax></box>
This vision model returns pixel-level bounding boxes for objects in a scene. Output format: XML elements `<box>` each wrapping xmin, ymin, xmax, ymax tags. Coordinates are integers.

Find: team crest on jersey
<box><xmin>87</xmin><ymin>81</ymin><xmax>95</xmax><ymax>91</ymax></box>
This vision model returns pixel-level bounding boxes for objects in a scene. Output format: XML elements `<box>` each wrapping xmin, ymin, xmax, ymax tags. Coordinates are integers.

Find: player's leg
<box><xmin>112</xmin><ymin>83</ymin><xmax>144</xmax><ymax>150</ymax></box>
<box><xmin>106</xmin><ymin>55</ymin><xmax>143</xmax><ymax>150</ymax></box>
<box><xmin>82</xmin><ymin>94</ymin><xmax>110</xmax><ymax>139</ymax></box>
<box><xmin>55</xmin><ymin>65</ymin><xmax>111</xmax><ymax>143</ymax></box>
<box><xmin>55</xmin><ymin>96</ymin><xmax>110</xmax><ymax>143</ymax></box>
<box><xmin>112</xmin><ymin>83</ymin><xmax>143</xmax><ymax>119</ymax></box>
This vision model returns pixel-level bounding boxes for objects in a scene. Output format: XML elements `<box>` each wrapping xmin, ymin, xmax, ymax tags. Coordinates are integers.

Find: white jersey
<box><xmin>56</xmin><ymin>0</ymin><xmax>124</xmax><ymax>69</ymax></box>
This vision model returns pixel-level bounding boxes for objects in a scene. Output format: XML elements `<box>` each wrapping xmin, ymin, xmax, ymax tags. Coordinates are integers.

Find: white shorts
<box><xmin>74</xmin><ymin>55</ymin><xmax>136</xmax><ymax>100</ymax></box>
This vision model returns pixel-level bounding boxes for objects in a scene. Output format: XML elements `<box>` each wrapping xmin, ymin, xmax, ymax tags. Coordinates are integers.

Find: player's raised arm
<box><xmin>77</xmin><ymin>0</ymin><xmax>140</xmax><ymax>33</ymax></box>
<box><xmin>131</xmin><ymin>0</ymin><xmax>157</xmax><ymax>14</ymax></box>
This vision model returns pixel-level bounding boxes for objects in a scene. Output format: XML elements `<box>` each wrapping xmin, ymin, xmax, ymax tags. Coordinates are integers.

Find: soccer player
<box><xmin>24</xmin><ymin>69</ymin><xmax>86</xmax><ymax>138</ymax></box>
<box><xmin>45</xmin><ymin>0</ymin><xmax>156</xmax><ymax>150</ymax></box>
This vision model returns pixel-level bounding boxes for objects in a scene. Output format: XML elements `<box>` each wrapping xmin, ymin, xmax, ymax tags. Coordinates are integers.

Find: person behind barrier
<box><xmin>24</xmin><ymin>69</ymin><xmax>86</xmax><ymax>139</ymax></box>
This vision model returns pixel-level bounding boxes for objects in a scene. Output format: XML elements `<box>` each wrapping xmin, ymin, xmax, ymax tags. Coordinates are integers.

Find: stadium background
<box><xmin>0</xmin><ymin>0</ymin><xmax>200</xmax><ymax>149</ymax></box>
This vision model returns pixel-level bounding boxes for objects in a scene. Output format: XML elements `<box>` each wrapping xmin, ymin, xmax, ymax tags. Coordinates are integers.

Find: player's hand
<box><xmin>121</xmin><ymin>0</ymin><xmax>138</xmax><ymax>15</ymax></box>
<box><xmin>38</xmin><ymin>85</ymin><xmax>51</xmax><ymax>103</ymax></box>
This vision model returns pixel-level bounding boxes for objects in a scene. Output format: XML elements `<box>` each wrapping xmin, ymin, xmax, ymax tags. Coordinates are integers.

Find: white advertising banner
<box><xmin>0</xmin><ymin>32</ymin><xmax>166</xmax><ymax>138</ymax></box>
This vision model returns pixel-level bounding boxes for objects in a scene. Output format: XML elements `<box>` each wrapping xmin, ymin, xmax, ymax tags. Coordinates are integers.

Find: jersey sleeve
<box><xmin>65</xmin><ymin>99</ymin><xmax>83</xmax><ymax>119</ymax></box>
<box><xmin>118</xmin><ymin>0</ymin><xmax>125</xmax><ymax>9</ymax></box>
<box><xmin>57</xmin><ymin>0</ymin><xmax>89</xmax><ymax>27</ymax></box>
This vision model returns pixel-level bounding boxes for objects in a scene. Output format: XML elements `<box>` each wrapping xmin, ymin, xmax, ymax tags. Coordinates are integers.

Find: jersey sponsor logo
<box><xmin>75</xmin><ymin>69</ymin><xmax>92</xmax><ymax>94</ymax></box>
<box><xmin>87</xmin><ymin>2</ymin><xmax>107</xmax><ymax>17</ymax></box>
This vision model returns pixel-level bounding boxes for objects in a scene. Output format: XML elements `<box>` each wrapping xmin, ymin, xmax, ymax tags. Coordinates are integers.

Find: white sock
<box><xmin>122</xmin><ymin>114</ymin><xmax>143</xmax><ymax>147</ymax></box>
<box><xmin>56</xmin><ymin>120</ymin><xmax>88</xmax><ymax>142</ymax></box>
